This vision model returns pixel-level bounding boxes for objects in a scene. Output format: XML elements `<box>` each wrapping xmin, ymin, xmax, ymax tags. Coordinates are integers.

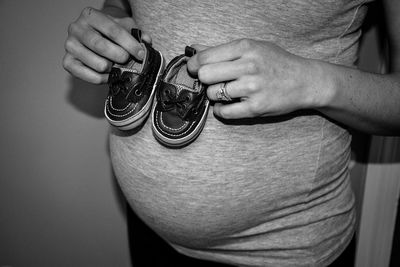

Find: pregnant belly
<box><xmin>109</xmin><ymin>114</ymin><xmax>323</xmax><ymax>248</ymax></box>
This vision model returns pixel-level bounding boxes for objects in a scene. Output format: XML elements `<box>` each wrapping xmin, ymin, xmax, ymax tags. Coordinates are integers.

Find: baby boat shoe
<box><xmin>151</xmin><ymin>46</ymin><xmax>210</xmax><ymax>147</ymax></box>
<box><xmin>105</xmin><ymin>29</ymin><xmax>164</xmax><ymax>130</ymax></box>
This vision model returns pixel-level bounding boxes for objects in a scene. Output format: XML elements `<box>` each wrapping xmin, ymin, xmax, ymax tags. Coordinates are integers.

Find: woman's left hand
<box><xmin>187</xmin><ymin>39</ymin><xmax>325</xmax><ymax>119</ymax></box>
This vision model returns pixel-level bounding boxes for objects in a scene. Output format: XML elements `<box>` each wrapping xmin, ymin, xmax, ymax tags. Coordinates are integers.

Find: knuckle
<box><xmin>64</xmin><ymin>39</ymin><xmax>74</xmax><ymax>52</ymax></box>
<box><xmin>246</xmin><ymin>79</ymin><xmax>259</xmax><ymax>93</ymax></box>
<box><xmin>67</xmin><ymin>23</ymin><xmax>77</xmax><ymax>35</ymax></box>
<box><xmin>108</xmin><ymin>24</ymin><xmax>122</xmax><ymax>40</ymax></box>
<box><xmin>245</xmin><ymin>61</ymin><xmax>258</xmax><ymax>74</ymax></box>
<box><xmin>81</xmin><ymin>7</ymin><xmax>94</xmax><ymax>18</ymax></box>
<box><xmin>91</xmin><ymin>36</ymin><xmax>106</xmax><ymax>52</ymax></box>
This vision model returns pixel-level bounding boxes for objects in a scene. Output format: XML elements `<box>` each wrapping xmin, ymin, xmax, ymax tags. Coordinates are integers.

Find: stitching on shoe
<box><xmin>159</xmin><ymin>112</ymin><xmax>188</xmax><ymax>131</ymax></box>
<box><xmin>118</xmin><ymin>68</ymin><xmax>140</xmax><ymax>74</ymax></box>
<box><xmin>108</xmin><ymin>97</ymin><xmax>131</xmax><ymax>112</ymax></box>
<box><xmin>155</xmin><ymin>111</ymin><xmax>194</xmax><ymax>137</ymax></box>
<box><xmin>106</xmin><ymin>102</ymin><xmax>138</xmax><ymax>117</ymax></box>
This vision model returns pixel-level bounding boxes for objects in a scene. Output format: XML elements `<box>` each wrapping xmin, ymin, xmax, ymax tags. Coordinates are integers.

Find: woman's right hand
<box><xmin>62</xmin><ymin>7</ymin><xmax>150</xmax><ymax>84</ymax></box>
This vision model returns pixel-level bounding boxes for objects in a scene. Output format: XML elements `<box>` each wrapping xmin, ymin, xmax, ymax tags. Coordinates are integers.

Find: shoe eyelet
<box><xmin>135</xmin><ymin>89</ymin><xmax>142</xmax><ymax>96</ymax></box>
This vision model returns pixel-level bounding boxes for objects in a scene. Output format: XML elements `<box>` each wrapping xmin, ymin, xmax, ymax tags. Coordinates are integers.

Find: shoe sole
<box><xmin>105</xmin><ymin>50</ymin><xmax>164</xmax><ymax>131</ymax></box>
<box><xmin>151</xmin><ymin>100</ymin><xmax>210</xmax><ymax>147</ymax></box>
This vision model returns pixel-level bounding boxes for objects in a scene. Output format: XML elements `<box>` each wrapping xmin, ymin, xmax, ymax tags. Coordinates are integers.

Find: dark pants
<box><xmin>328</xmin><ymin>235</ymin><xmax>356</xmax><ymax>267</ymax></box>
<box><xmin>127</xmin><ymin>207</ymin><xmax>355</xmax><ymax>267</ymax></box>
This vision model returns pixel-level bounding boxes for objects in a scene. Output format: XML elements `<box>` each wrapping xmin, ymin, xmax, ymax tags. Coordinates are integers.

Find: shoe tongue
<box><xmin>173</xmin><ymin>64</ymin><xmax>201</xmax><ymax>93</ymax></box>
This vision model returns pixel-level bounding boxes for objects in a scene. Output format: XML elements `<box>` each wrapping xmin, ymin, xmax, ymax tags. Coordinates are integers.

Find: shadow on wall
<box><xmin>66</xmin><ymin>76</ymin><xmax>109</xmax><ymax>118</ymax></box>
<box><xmin>65</xmin><ymin>76</ymin><xmax>128</xmax><ymax>221</ymax></box>
<box><xmin>65</xmin><ymin>75</ymin><xmax>193</xmax><ymax>265</ymax></box>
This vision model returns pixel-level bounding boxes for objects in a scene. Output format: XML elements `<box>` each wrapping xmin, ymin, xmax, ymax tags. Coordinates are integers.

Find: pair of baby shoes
<box><xmin>104</xmin><ymin>29</ymin><xmax>209</xmax><ymax>148</ymax></box>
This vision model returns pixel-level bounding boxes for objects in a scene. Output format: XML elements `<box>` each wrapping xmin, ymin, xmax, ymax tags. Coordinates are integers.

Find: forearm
<box><xmin>102</xmin><ymin>0</ymin><xmax>131</xmax><ymax>18</ymax></box>
<box><xmin>312</xmin><ymin>60</ymin><xmax>400</xmax><ymax>135</ymax></box>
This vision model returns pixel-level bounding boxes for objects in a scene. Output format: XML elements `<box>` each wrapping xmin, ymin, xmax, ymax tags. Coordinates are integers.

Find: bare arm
<box><xmin>314</xmin><ymin>0</ymin><xmax>400</xmax><ymax>135</ymax></box>
<box><xmin>188</xmin><ymin>1</ymin><xmax>400</xmax><ymax>136</ymax></box>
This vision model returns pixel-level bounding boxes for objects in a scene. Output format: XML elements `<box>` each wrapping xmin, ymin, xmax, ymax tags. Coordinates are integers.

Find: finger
<box><xmin>198</xmin><ymin>58</ymin><xmax>257</xmax><ymax>84</ymax></box>
<box><xmin>207</xmin><ymin>79</ymin><xmax>250</xmax><ymax>101</ymax></box>
<box><xmin>187</xmin><ymin>44</ymin><xmax>210</xmax><ymax>74</ymax></box>
<box><xmin>63</xmin><ymin>53</ymin><xmax>108</xmax><ymax>84</ymax></box>
<box><xmin>213</xmin><ymin>101</ymin><xmax>252</xmax><ymax>119</ymax></box>
<box><xmin>65</xmin><ymin>37</ymin><xmax>112</xmax><ymax>73</ymax></box>
<box><xmin>194</xmin><ymin>39</ymin><xmax>248</xmax><ymax>66</ymax></box>
<box><xmin>79</xmin><ymin>26</ymin><xmax>131</xmax><ymax>64</ymax></box>
<box><xmin>81</xmin><ymin>7</ymin><xmax>144</xmax><ymax>59</ymax></box>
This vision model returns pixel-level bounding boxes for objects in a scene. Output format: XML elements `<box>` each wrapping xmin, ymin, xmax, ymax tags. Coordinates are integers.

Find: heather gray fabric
<box><xmin>110</xmin><ymin>0</ymin><xmax>372</xmax><ymax>266</ymax></box>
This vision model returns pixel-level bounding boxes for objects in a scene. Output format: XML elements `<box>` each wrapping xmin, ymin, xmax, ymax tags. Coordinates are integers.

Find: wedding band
<box><xmin>216</xmin><ymin>82</ymin><xmax>232</xmax><ymax>101</ymax></box>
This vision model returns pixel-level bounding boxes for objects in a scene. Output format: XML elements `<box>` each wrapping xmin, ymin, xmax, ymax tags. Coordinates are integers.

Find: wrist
<box><xmin>303</xmin><ymin>58</ymin><xmax>337</xmax><ymax>110</ymax></box>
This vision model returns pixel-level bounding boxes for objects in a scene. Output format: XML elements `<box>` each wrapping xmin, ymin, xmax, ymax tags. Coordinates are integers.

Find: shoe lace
<box><xmin>108</xmin><ymin>70</ymin><xmax>142</xmax><ymax>98</ymax></box>
<box><xmin>160</xmin><ymin>82</ymin><xmax>205</xmax><ymax>120</ymax></box>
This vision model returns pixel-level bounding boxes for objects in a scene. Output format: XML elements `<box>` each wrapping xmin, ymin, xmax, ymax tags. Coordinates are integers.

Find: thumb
<box><xmin>187</xmin><ymin>44</ymin><xmax>210</xmax><ymax>75</ymax></box>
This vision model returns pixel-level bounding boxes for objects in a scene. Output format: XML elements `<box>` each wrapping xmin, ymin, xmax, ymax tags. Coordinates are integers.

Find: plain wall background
<box><xmin>0</xmin><ymin>0</ymin><xmax>391</xmax><ymax>267</ymax></box>
<box><xmin>0</xmin><ymin>1</ymin><xmax>131</xmax><ymax>266</ymax></box>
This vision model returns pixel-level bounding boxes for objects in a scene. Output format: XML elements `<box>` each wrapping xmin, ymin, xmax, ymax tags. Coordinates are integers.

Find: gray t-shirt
<box><xmin>110</xmin><ymin>0</ymin><xmax>372</xmax><ymax>266</ymax></box>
